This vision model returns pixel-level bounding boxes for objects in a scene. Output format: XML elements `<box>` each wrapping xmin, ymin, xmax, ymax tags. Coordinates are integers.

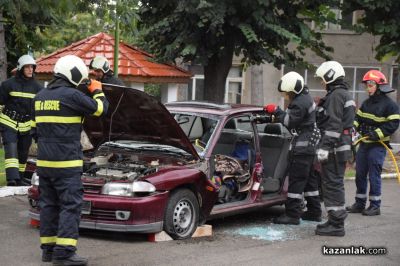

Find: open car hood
<box><xmin>83</xmin><ymin>84</ymin><xmax>199</xmax><ymax>160</ymax></box>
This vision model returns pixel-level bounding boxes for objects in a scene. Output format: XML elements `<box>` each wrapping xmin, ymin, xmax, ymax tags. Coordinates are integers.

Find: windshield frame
<box><xmin>169</xmin><ymin>111</ymin><xmax>221</xmax><ymax>158</ymax></box>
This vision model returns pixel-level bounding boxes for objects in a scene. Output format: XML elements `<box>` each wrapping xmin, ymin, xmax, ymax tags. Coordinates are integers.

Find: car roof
<box><xmin>165</xmin><ymin>101</ymin><xmax>262</xmax><ymax>116</ymax></box>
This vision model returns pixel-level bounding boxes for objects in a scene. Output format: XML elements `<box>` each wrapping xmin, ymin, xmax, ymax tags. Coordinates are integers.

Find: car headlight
<box><xmin>101</xmin><ymin>181</ymin><xmax>156</xmax><ymax>196</ymax></box>
<box><xmin>132</xmin><ymin>181</ymin><xmax>156</xmax><ymax>193</ymax></box>
<box><xmin>31</xmin><ymin>172</ymin><xmax>39</xmax><ymax>186</ymax></box>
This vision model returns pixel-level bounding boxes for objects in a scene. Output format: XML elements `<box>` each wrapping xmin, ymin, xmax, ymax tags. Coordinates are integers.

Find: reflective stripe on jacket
<box><xmin>354</xmin><ymin>93</ymin><xmax>400</xmax><ymax>144</ymax></box>
<box><xmin>316</xmin><ymin>82</ymin><xmax>356</xmax><ymax>161</ymax></box>
<box><xmin>32</xmin><ymin>78</ymin><xmax>109</xmax><ymax>178</ymax></box>
<box><xmin>275</xmin><ymin>89</ymin><xmax>320</xmax><ymax>155</ymax></box>
<box><xmin>0</xmin><ymin>73</ymin><xmax>43</xmax><ymax>133</ymax></box>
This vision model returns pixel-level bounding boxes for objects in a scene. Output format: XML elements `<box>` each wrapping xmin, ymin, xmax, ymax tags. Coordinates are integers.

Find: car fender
<box><xmin>146</xmin><ymin>168</ymin><xmax>218</xmax><ymax>222</ymax></box>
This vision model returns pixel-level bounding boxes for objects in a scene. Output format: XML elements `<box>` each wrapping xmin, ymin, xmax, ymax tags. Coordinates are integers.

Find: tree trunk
<box><xmin>203</xmin><ymin>43</ymin><xmax>234</xmax><ymax>103</ymax></box>
<box><xmin>0</xmin><ymin>11</ymin><xmax>7</xmax><ymax>81</ymax></box>
<box><xmin>250</xmin><ymin>64</ymin><xmax>264</xmax><ymax>106</ymax></box>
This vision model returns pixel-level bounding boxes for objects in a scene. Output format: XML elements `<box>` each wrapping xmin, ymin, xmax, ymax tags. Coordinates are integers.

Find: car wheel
<box><xmin>164</xmin><ymin>189</ymin><xmax>199</xmax><ymax>240</ymax></box>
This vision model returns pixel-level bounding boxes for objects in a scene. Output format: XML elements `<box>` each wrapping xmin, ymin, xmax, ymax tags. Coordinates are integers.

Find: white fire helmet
<box><xmin>278</xmin><ymin>71</ymin><xmax>305</xmax><ymax>94</ymax></box>
<box><xmin>89</xmin><ymin>55</ymin><xmax>110</xmax><ymax>73</ymax></box>
<box><xmin>17</xmin><ymin>54</ymin><xmax>36</xmax><ymax>71</ymax></box>
<box><xmin>53</xmin><ymin>55</ymin><xmax>89</xmax><ymax>86</ymax></box>
<box><xmin>315</xmin><ymin>61</ymin><xmax>345</xmax><ymax>84</ymax></box>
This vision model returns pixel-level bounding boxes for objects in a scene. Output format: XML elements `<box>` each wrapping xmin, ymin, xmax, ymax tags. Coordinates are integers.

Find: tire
<box><xmin>164</xmin><ymin>189</ymin><xmax>199</xmax><ymax>240</ymax></box>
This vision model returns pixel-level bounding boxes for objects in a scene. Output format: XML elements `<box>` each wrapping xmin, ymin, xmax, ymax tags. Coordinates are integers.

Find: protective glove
<box><xmin>316</xmin><ymin>149</ymin><xmax>329</xmax><ymax>162</ymax></box>
<box><xmin>87</xmin><ymin>79</ymin><xmax>102</xmax><ymax>94</ymax></box>
<box><xmin>366</xmin><ymin>131</ymin><xmax>379</xmax><ymax>141</ymax></box>
<box><xmin>263</xmin><ymin>104</ymin><xmax>277</xmax><ymax>114</ymax></box>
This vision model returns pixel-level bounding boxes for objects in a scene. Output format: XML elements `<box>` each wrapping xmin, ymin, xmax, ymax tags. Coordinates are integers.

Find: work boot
<box><xmin>42</xmin><ymin>250</ymin><xmax>53</xmax><ymax>262</ymax></box>
<box><xmin>315</xmin><ymin>222</ymin><xmax>345</xmax><ymax>237</ymax></box>
<box><xmin>52</xmin><ymin>254</ymin><xmax>88</xmax><ymax>266</ymax></box>
<box><xmin>362</xmin><ymin>206</ymin><xmax>380</xmax><ymax>216</ymax></box>
<box><xmin>346</xmin><ymin>203</ymin><xmax>364</xmax><ymax>213</ymax></box>
<box><xmin>301</xmin><ymin>212</ymin><xmax>322</xmax><ymax>222</ymax></box>
<box><xmin>316</xmin><ymin>220</ymin><xmax>330</xmax><ymax>230</ymax></box>
<box><xmin>272</xmin><ymin>214</ymin><xmax>300</xmax><ymax>225</ymax></box>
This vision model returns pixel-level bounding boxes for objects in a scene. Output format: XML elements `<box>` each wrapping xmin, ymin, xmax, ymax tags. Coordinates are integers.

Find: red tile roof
<box><xmin>35</xmin><ymin>32</ymin><xmax>191</xmax><ymax>82</ymax></box>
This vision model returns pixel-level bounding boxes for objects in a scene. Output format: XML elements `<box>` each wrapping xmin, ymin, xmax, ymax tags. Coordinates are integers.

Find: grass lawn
<box><xmin>0</xmin><ymin>148</ymin><xmax>5</xmax><ymax>186</ymax></box>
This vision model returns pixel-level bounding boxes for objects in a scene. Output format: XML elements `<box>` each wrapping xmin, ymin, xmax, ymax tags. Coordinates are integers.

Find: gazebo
<box><xmin>35</xmin><ymin>32</ymin><xmax>192</xmax><ymax>102</ymax></box>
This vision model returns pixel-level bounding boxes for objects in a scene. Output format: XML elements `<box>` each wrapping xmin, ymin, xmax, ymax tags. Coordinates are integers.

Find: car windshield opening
<box><xmin>172</xmin><ymin>112</ymin><xmax>219</xmax><ymax>155</ymax></box>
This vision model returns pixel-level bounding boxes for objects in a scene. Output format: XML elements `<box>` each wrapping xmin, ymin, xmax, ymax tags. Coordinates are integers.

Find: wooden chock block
<box><xmin>192</xmin><ymin>224</ymin><xmax>212</xmax><ymax>238</ymax></box>
<box><xmin>148</xmin><ymin>231</ymin><xmax>173</xmax><ymax>242</ymax></box>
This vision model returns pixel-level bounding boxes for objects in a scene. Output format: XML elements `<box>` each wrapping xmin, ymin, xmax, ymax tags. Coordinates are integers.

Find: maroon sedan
<box><xmin>28</xmin><ymin>85</ymin><xmax>292</xmax><ymax>239</ymax></box>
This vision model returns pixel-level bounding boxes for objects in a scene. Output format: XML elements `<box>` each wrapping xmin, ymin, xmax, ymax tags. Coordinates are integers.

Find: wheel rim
<box><xmin>173</xmin><ymin>199</ymin><xmax>194</xmax><ymax>235</ymax></box>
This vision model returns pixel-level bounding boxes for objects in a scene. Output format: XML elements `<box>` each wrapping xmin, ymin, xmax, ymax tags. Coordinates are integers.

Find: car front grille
<box><xmin>83</xmin><ymin>184</ymin><xmax>103</xmax><ymax>194</ymax></box>
<box><xmin>82</xmin><ymin>208</ymin><xmax>116</xmax><ymax>220</ymax></box>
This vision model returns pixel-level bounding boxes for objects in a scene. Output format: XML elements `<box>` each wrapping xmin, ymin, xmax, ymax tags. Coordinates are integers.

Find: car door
<box><xmin>255</xmin><ymin>117</ymin><xmax>292</xmax><ymax>194</ymax></box>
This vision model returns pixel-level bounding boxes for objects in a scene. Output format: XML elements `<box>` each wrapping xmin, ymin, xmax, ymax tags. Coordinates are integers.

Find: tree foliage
<box><xmin>0</xmin><ymin>0</ymin><xmax>81</xmax><ymax>71</ymax></box>
<box><xmin>137</xmin><ymin>0</ymin><xmax>338</xmax><ymax>102</ymax></box>
<box><xmin>36</xmin><ymin>13</ymin><xmax>103</xmax><ymax>56</ymax></box>
<box><xmin>342</xmin><ymin>0</ymin><xmax>400</xmax><ymax>62</ymax></box>
<box><xmin>0</xmin><ymin>0</ymin><xmax>139</xmax><ymax>76</ymax></box>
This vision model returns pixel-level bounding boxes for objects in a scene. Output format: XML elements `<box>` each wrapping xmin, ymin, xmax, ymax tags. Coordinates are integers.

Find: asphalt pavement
<box><xmin>0</xmin><ymin>179</ymin><xmax>399</xmax><ymax>266</ymax></box>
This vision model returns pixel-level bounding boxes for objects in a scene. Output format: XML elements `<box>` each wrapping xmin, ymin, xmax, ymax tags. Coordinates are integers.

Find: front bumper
<box><xmin>29</xmin><ymin>211</ymin><xmax>163</xmax><ymax>233</ymax></box>
<box><xmin>29</xmin><ymin>190</ymin><xmax>169</xmax><ymax>233</ymax></box>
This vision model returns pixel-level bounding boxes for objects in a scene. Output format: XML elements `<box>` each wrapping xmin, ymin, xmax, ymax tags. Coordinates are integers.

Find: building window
<box><xmin>283</xmin><ymin>65</ymin><xmax>380</xmax><ymax>106</ymax></box>
<box><xmin>189</xmin><ymin>75</ymin><xmax>205</xmax><ymax>100</ymax></box>
<box><xmin>189</xmin><ymin>66</ymin><xmax>244</xmax><ymax>103</ymax></box>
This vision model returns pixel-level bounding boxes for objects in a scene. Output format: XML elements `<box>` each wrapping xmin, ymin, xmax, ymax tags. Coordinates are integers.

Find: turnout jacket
<box><xmin>354</xmin><ymin>92</ymin><xmax>400</xmax><ymax>145</ymax></box>
<box><xmin>32</xmin><ymin>78</ymin><xmax>109</xmax><ymax>178</ymax></box>
<box><xmin>316</xmin><ymin>82</ymin><xmax>356</xmax><ymax>161</ymax></box>
<box><xmin>275</xmin><ymin>88</ymin><xmax>320</xmax><ymax>155</ymax></box>
<box><xmin>0</xmin><ymin>72</ymin><xmax>43</xmax><ymax>133</ymax></box>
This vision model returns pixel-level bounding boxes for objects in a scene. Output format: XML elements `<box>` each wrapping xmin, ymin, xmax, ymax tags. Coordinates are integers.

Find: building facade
<box><xmin>181</xmin><ymin>10</ymin><xmax>399</xmax><ymax>143</ymax></box>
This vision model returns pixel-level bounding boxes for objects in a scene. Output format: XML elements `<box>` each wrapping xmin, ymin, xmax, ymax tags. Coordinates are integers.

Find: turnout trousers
<box><xmin>39</xmin><ymin>173</ymin><xmax>83</xmax><ymax>259</ymax></box>
<box><xmin>286</xmin><ymin>155</ymin><xmax>321</xmax><ymax>219</ymax></box>
<box><xmin>320</xmin><ymin>155</ymin><xmax>348</xmax><ymax>225</ymax></box>
<box><xmin>354</xmin><ymin>143</ymin><xmax>386</xmax><ymax>208</ymax></box>
<box><xmin>1</xmin><ymin>127</ymin><xmax>32</xmax><ymax>183</ymax></box>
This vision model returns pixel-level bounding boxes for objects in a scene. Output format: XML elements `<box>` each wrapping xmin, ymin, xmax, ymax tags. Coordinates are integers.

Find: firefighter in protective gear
<box><xmin>314</xmin><ymin>61</ymin><xmax>355</xmax><ymax>236</ymax></box>
<box><xmin>0</xmin><ymin>54</ymin><xmax>43</xmax><ymax>186</ymax></box>
<box><xmin>89</xmin><ymin>55</ymin><xmax>125</xmax><ymax>86</ymax></box>
<box><xmin>346</xmin><ymin>70</ymin><xmax>399</xmax><ymax>216</ymax></box>
<box><xmin>33</xmin><ymin>55</ymin><xmax>109</xmax><ymax>265</ymax></box>
<box><xmin>265</xmin><ymin>72</ymin><xmax>321</xmax><ymax>225</ymax></box>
